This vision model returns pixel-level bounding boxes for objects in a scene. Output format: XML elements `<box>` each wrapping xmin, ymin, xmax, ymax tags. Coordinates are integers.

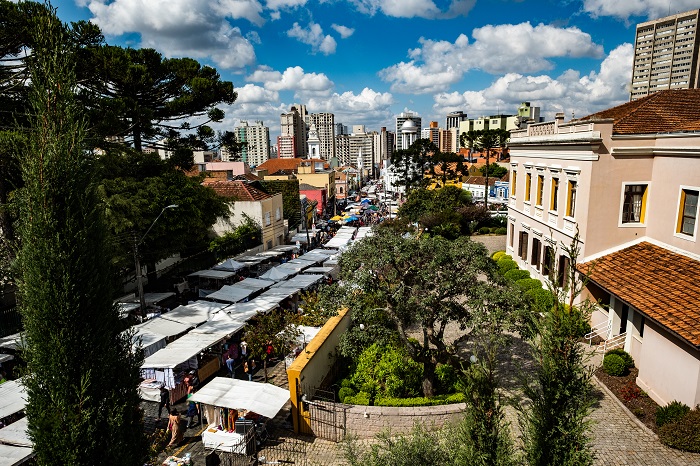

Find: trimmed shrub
<box><xmin>498</xmin><ymin>259</ymin><xmax>518</xmax><ymax>275</ymax></box>
<box><xmin>340</xmin><ymin>379</ymin><xmax>353</xmax><ymax>388</ymax></box>
<box><xmin>492</xmin><ymin>251</ymin><xmax>506</xmax><ymax>261</ymax></box>
<box><xmin>349</xmin><ymin>343</ymin><xmax>423</xmax><ymax>400</ymax></box>
<box><xmin>605</xmin><ymin>348</ymin><xmax>634</xmax><ymax>370</ymax></box>
<box><xmin>344</xmin><ymin>391</ymin><xmax>371</xmax><ymax>406</ymax></box>
<box><xmin>656</xmin><ymin>401</ymin><xmax>691</xmax><ymax>427</ymax></box>
<box><xmin>478</xmin><ymin>227</ymin><xmax>491</xmax><ymax>235</ymax></box>
<box><xmin>375</xmin><ymin>393</ymin><xmax>466</xmax><ymax>407</ymax></box>
<box><xmin>495</xmin><ymin>227</ymin><xmax>507</xmax><ymax>235</ymax></box>
<box><xmin>504</xmin><ymin>269</ymin><xmax>530</xmax><ymax>282</ymax></box>
<box><xmin>603</xmin><ymin>353</ymin><xmax>627</xmax><ymax>376</ymax></box>
<box><xmin>496</xmin><ymin>254</ymin><xmax>512</xmax><ymax>263</ymax></box>
<box><xmin>524</xmin><ymin>287</ymin><xmax>555</xmax><ymax>314</ymax></box>
<box><xmin>659</xmin><ymin>409</ymin><xmax>700</xmax><ymax>452</ymax></box>
<box><xmin>515</xmin><ymin>278</ymin><xmax>543</xmax><ymax>292</ymax></box>
<box><xmin>338</xmin><ymin>387</ymin><xmax>356</xmax><ymax>403</ymax></box>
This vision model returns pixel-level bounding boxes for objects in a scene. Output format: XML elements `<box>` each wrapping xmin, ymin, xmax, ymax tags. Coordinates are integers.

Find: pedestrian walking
<box><xmin>158</xmin><ymin>385</ymin><xmax>170</xmax><ymax>419</ymax></box>
<box><xmin>167</xmin><ymin>409</ymin><xmax>184</xmax><ymax>447</ymax></box>
<box><xmin>226</xmin><ymin>354</ymin><xmax>235</xmax><ymax>377</ymax></box>
<box><xmin>186</xmin><ymin>388</ymin><xmax>201</xmax><ymax>429</ymax></box>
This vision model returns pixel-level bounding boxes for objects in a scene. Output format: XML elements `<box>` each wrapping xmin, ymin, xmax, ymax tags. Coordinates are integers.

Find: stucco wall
<box><xmin>636</xmin><ymin>320</ymin><xmax>700</xmax><ymax>407</ymax></box>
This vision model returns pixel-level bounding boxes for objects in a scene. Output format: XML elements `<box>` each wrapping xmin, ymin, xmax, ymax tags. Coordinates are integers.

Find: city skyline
<box><xmin>52</xmin><ymin>0</ymin><xmax>700</xmax><ymax>135</ymax></box>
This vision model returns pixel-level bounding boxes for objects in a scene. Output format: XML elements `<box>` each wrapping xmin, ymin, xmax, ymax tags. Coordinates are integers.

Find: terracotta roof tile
<box><xmin>204</xmin><ymin>180</ymin><xmax>271</xmax><ymax>201</ymax></box>
<box><xmin>463</xmin><ymin>176</ymin><xmax>497</xmax><ymax>186</ymax></box>
<box><xmin>578</xmin><ymin>89</ymin><xmax>700</xmax><ymax>135</ymax></box>
<box><xmin>578</xmin><ymin>242</ymin><xmax>700</xmax><ymax>346</ymax></box>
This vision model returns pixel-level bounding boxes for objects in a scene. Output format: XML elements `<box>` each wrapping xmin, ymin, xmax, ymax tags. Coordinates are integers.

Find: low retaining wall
<box><xmin>342</xmin><ymin>402</ymin><xmax>466</xmax><ymax>438</ymax></box>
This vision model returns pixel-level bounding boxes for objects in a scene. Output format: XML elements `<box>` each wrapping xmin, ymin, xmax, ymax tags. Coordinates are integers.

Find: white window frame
<box><xmin>618</xmin><ymin>182</ymin><xmax>650</xmax><ymax>227</ymax></box>
<box><xmin>674</xmin><ymin>185</ymin><xmax>699</xmax><ymax>241</ymax></box>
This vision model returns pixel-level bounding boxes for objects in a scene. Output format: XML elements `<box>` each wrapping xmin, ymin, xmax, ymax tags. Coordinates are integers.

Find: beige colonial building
<box><xmin>206</xmin><ymin>180</ymin><xmax>285</xmax><ymax>251</ymax></box>
<box><xmin>507</xmin><ymin>89</ymin><xmax>700</xmax><ymax>407</ymax></box>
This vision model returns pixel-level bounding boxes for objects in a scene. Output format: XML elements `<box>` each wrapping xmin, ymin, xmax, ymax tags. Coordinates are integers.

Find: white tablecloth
<box><xmin>201</xmin><ymin>425</ymin><xmax>246</xmax><ymax>453</ymax></box>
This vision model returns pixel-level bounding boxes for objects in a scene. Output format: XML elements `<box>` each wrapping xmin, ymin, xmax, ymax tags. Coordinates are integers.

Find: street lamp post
<box><xmin>134</xmin><ymin>204</ymin><xmax>178</xmax><ymax>318</ymax></box>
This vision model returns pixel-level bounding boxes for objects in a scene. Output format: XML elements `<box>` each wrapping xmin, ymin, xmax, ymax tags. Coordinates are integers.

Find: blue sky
<box><xmin>51</xmin><ymin>0</ymin><xmax>700</xmax><ymax>135</ymax></box>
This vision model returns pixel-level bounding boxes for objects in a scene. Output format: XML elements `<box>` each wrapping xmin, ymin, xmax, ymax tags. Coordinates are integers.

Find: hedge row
<box><xmin>343</xmin><ymin>392</ymin><xmax>466</xmax><ymax>407</ymax></box>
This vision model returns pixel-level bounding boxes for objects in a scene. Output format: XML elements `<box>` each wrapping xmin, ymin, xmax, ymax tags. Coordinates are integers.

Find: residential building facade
<box><xmin>231</xmin><ymin>120</ymin><xmax>271</xmax><ymax>167</ymax></box>
<box><xmin>308</xmin><ymin>112</ymin><xmax>336</xmax><ymax>160</ymax></box>
<box><xmin>281</xmin><ymin>105</ymin><xmax>307</xmax><ymax>158</ymax></box>
<box><xmin>631</xmin><ymin>9</ymin><xmax>700</xmax><ymax>100</ymax></box>
<box><xmin>507</xmin><ymin>90</ymin><xmax>700</xmax><ymax>408</ymax></box>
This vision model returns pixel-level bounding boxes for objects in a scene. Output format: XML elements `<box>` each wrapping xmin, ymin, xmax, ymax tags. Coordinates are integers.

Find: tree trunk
<box><xmin>421</xmin><ymin>360</ymin><xmax>436</xmax><ymax>397</ymax></box>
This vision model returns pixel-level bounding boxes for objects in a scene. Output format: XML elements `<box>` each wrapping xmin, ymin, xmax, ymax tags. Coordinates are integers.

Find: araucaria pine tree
<box><xmin>15</xmin><ymin>7</ymin><xmax>146</xmax><ymax>465</ymax></box>
<box><xmin>519</xmin><ymin>230</ymin><xmax>594</xmax><ymax>466</ymax></box>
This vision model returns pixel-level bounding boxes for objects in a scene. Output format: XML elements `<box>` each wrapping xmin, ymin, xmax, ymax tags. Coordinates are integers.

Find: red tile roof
<box><xmin>204</xmin><ymin>180</ymin><xmax>271</xmax><ymax>201</ymax></box>
<box><xmin>578</xmin><ymin>89</ymin><xmax>700</xmax><ymax>135</ymax></box>
<box><xmin>578</xmin><ymin>242</ymin><xmax>700</xmax><ymax>346</ymax></box>
<box><xmin>463</xmin><ymin>176</ymin><xmax>497</xmax><ymax>186</ymax></box>
<box><xmin>257</xmin><ymin>158</ymin><xmax>304</xmax><ymax>173</ymax></box>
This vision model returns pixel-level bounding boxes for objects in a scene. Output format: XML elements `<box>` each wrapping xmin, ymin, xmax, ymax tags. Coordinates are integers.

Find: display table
<box><xmin>162</xmin><ymin>455</ymin><xmax>192</xmax><ymax>465</ymax></box>
<box><xmin>139</xmin><ymin>379</ymin><xmax>189</xmax><ymax>404</ymax></box>
<box><xmin>201</xmin><ymin>424</ymin><xmax>246</xmax><ymax>453</ymax></box>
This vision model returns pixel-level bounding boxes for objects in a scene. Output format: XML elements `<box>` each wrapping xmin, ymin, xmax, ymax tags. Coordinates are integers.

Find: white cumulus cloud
<box><xmin>583</xmin><ymin>0</ymin><xmax>700</xmax><ymax>21</ymax></box>
<box><xmin>266</xmin><ymin>0</ymin><xmax>308</xmax><ymax>10</ymax></box>
<box><xmin>84</xmin><ymin>0</ymin><xmax>259</xmax><ymax>69</ymax></box>
<box><xmin>247</xmin><ymin>65</ymin><xmax>334</xmax><ymax>96</ymax></box>
<box><xmin>287</xmin><ymin>22</ymin><xmax>337</xmax><ymax>54</ymax></box>
<box><xmin>432</xmin><ymin>43</ymin><xmax>634</xmax><ymax>121</ymax></box>
<box><xmin>347</xmin><ymin>0</ymin><xmax>475</xmax><ymax>19</ymax></box>
<box><xmin>331</xmin><ymin>24</ymin><xmax>355</xmax><ymax>39</ymax></box>
<box><xmin>235</xmin><ymin>83</ymin><xmax>280</xmax><ymax>103</ymax></box>
<box><xmin>380</xmin><ymin>22</ymin><xmax>604</xmax><ymax>94</ymax></box>
<box><xmin>306</xmin><ymin>88</ymin><xmax>395</xmax><ymax>128</ymax></box>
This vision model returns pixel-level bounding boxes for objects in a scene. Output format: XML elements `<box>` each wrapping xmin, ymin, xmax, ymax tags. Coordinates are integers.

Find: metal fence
<box><xmin>0</xmin><ymin>306</ymin><xmax>21</xmax><ymax>338</ymax></box>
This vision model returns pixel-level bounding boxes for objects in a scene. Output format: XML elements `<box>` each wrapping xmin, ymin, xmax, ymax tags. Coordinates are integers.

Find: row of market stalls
<box><xmin>0</xmin><ymin>379</ymin><xmax>31</xmax><ymax>466</ymax></box>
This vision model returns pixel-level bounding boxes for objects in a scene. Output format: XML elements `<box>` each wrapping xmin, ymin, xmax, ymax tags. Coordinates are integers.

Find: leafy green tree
<box><xmin>519</xmin><ymin>231</ymin><xmax>594</xmax><ymax>466</ymax></box>
<box><xmin>345</xmin><ymin>424</ymin><xmax>452</xmax><ymax>466</ymax></box>
<box><xmin>16</xmin><ymin>8</ymin><xmax>145</xmax><ymax>464</ymax></box>
<box><xmin>427</xmin><ymin>150</ymin><xmax>466</xmax><ymax>188</ymax></box>
<box><xmin>243</xmin><ymin>311</ymin><xmax>301</xmax><ymax>382</ymax></box>
<box><xmin>479</xmin><ymin>163</ymin><xmax>508</xmax><ymax>179</ymax></box>
<box><xmin>80</xmin><ymin>45</ymin><xmax>236</xmax><ymax>151</ymax></box>
<box><xmin>208</xmin><ymin>214</ymin><xmax>261</xmax><ymax>259</ymax></box>
<box><xmin>338</xmin><ymin>228</ymin><xmax>521</xmax><ymax>397</ymax></box>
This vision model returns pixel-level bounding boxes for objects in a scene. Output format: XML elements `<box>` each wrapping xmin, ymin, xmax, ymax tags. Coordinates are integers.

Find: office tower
<box><xmin>395</xmin><ymin>112</ymin><xmax>421</xmax><ymax>150</ymax></box>
<box><xmin>446</xmin><ymin>111</ymin><xmax>468</xmax><ymax>130</ymax></box>
<box><xmin>281</xmin><ymin>105</ymin><xmax>307</xmax><ymax>157</ymax></box>
<box><xmin>277</xmin><ymin>135</ymin><xmax>296</xmax><ymax>158</ymax></box>
<box><xmin>631</xmin><ymin>9</ymin><xmax>700</xmax><ymax>100</ymax></box>
<box><xmin>229</xmin><ymin>120</ymin><xmax>270</xmax><ymax>166</ymax></box>
<box><xmin>308</xmin><ymin>112</ymin><xmax>336</xmax><ymax>159</ymax></box>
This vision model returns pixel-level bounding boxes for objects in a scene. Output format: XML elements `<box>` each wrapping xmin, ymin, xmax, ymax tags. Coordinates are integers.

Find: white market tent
<box><xmin>121</xmin><ymin>292</ymin><xmax>176</xmax><ymax>305</ymax></box>
<box><xmin>271</xmin><ymin>245</ymin><xmax>298</xmax><ymax>253</ymax></box>
<box><xmin>212</xmin><ymin>259</ymin><xmax>248</xmax><ymax>272</ymax></box>
<box><xmin>314</xmin><ymin>248</ymin><xmax>338</xmax><ymax>255</ymax></box>
<box><xmin>128</xmin><ymin>328</ymin><xmax>167</xmax><ymax>358</ymax></box>
<box><xmin>142</xmin><ymin>332</ymin><xmax>227</xmax><ymax>370</ymax></box>
<box><xmin>296</xmin><ymin>325</ymin><xmax>322</xmax><ymax>345</ymax></box>
<box><xmin>257</xmin><ymin>288</ymin><xmax>299</xmax><ymax>302</ymax></box>
<box><xmin>289</xmin><ymin>233</ymin><xmax>310</xmax><ymax>244</ymax></box>
<box><xmin>0</xmin><ymin>417</ymin><xmax>30</xmax><ymax>447</ymax></box>
<box><xmin>226</xmin><ymin>298</ymin><xmax>279</xmax><ymax>320</ymax></box>
<box><xmin>235</xmin><ymin>278</ymin><xmax>274</xmax><ymax>292</ymax></box>
<box><xmin>235</xmin><ymin>255</ymin><xmax>268</xmax><ymax>265</ymax></box>
<box><xmin>188</xmin><ymin>269</ymin><xmax>238</xmax><ymax>281</ymax></box>
<box><xmin>287</xmin><ymin>258</ymin><xmax>319</xmax><ymax>268</ymax></box>
<box><xmin>0</xmin><ymin>443</ymin><xmax>33</xmax><ymax>466</ymax></box>
<box><xmin>256</xmin><ymin>250</ymin><xmax>285</xmax><ymax>258</ymax></box>
<box><xmin>324</xmin><ymin>235</ymin><xmax>353</xmax><ymax>249</ymax></box>
<box><xmin>298</xmin><ymin>251</ymin><xmax>332</xmax><ymax>262</ymax></box>
<box><xmin>0</xmin><ymin>333</ymin><xmax>22</xmax><ymax>351</ymax></box>
<box><xmin>205</xmin><ymin>285</ymin><xmax>256</xmax><ymax>304</ymax></box>
<box><xmin>354</xmin><ymin>227</ymin><xmax>373</xmax><ymax>241</ymax></box>
<box><xmin>160</xmin><ymin>305</ymin><xmax>220</xmax><ymax>327</ymax></box>
<box><xmin>271</xmin><ymin>274</ymin><xmax>324</xmax><ymax>291</ymax></box>
<box><xmin>0</xmin><ymin>354</ymin><xmax>13</xmax><ymax>364</ymax></box>
<box><xmin>302</xmin><ymin>266</ymin><xmax>335</xmax><ymax>275</ymax></box>
<box><xmin>136</xmin><ymin>316</ymin><xmax>193</xmax><ymax>338</ymax></box>
<box><xmin>189</xmin><ymin>377</ymin><xmax>289</xmax><ymax>419</ymax></box>
<box><xmin>190</xmin><ymin>313</ymin><xmax>247</xmax><ymax>337</ymax></box>
<box><xmin>186</xmin><ymin>300</ymin><xmax>231</xmax><ymax>314</ymax></box>
<box><xmin>259</xmin><ymin>266</ymin><xmax>295</xmax><ymax>282</ymax></box>
<box><xmin>0</xmin><ymin>380</ymin><xmax>26</xmax><ymax>419</ymax></box>
<box><xmin>276</xmin><ymin>262</ymin><xmax>312</xmax><ymax>274</ymax></box>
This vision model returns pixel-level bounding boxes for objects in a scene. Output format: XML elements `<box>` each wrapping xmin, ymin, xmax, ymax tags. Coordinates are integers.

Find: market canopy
<box><xmin>235</xmin><ymin>278</ymin><xmax>274</xmax><ymax>292</ymax></box>
<box><xmin>0</xmin><ymin>443</ymin><xmax>33</xmax><ymax>466</ymax></box>
<box><xmin>136</xmin><ymin>316</ymin><xmax>193</xmax><ymax>338</ymax></box>
<box><xmin>188</xmin><ymin>269</ymin><xmax>238</xmax><ymax>280</ymax></box>
<box><xmin>205</xmin><ymin>285</ymin><xmax>256</xmax><ymax>304</ymax></box>
<box><xmin>271</xmin><ymin>274</ymin><xmax>324</xmax><ymax>291</ymax></box>
<box><xmin>0</xmin><ymin>417</ymin><xmax>30</xmax><ymax>448</ymax></box>
<box><xmin>302</xmin><ymin>267</ymin><xmax>335</xmax><ymax>275</ymax></box>
<box><xmin>287</xmin><ymin>258</ymin><xmax>318</xmax><ymax>268</ymax></box>
<box><xmin>127</xmin><ymin>328</ymin><xmax>167</xmax><ymax>358</ymax></box>
<box><xmin>259</xmin><ymin>266</ymin><xmax>295</xmax><ymax>282</ymax></box>
<box><xmin>189</xmin><ymin>377</ymin><xmax>289</xmax><ymax>419</ymax></box>
<box><xmin>191</xmin><ymin>314</ymin><xmax>247</xmax><ymax>337</ymax></box>
<box><xmin>160</xmin><ymin>305</ymin><xmax>218</xmax><ymax>327</ymax></box>
<box><xmin>212</xmin><ymin>259</ymin><xmax>248</xmax><ymax>272</ymax></box>
<box><xmin>257</xmin><ymin>288</ymin><xmax>300</xmax><ymax>303</ymax></box>
<box><xmin>271</xmin><ymin>245</ymin><xmax>299</xmax><ymax>253</ymax></box>
<box><xmin>0</xmin><ymin>333</ymin><xmax>22</xmax><ymax>351</ymax></box>
<box><xmin>121</xmin><ymin>292</ymin><xmax>175</xmax><ymax>305</ymax></box>
<box><xmin>0</xmin><ymin>380</ymin><xmax>27</xmax><ymax>419</ymax></box>
<box><xmin>142</xmin><ymin>332</ymin><xmax>226</xmax><ymax>369</ymax></box>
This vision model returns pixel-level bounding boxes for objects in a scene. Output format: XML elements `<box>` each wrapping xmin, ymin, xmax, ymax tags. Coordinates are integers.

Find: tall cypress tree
<box><xmin>16</xmin><ymin>5</ymin><xmax>146</xmax><ymax>465</ymax></box>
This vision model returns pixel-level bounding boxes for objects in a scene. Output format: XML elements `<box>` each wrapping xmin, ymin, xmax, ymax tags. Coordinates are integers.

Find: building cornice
<box><xmin>610</xmin><ymin>146</ymin><xmax>700</xmax><ymax>157</ymax></box>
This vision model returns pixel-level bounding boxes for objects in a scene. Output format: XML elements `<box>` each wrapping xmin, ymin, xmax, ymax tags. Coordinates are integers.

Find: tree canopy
<box><xmin>335</xmin><ymin>228</ymin><xmax>523</xmax><ymax>397</ymax></box>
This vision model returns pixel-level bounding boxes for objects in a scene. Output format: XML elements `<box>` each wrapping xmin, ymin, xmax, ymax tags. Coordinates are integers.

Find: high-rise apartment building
<box><xmin>335</xmin><ymin>126</ymin><xmax>374</xmax><ymax>167</ymax></box>
<box><xmin>308</xmin><ymin>112</ymin><xmax>336</xmax><ymax>159</ymax></box>
<box><xmin>446</xmin><ymin>111</ymin><xmax>468</xmax><ymax>130</ymax></box>
<box><xmin>281</xmin><ymin>105</ymin><xmax>307</xmax><ymax>158</ymax></box>
<box><xmin>630</xmin><ymin>9</ymin><xmax>700</xmax><ymax>100</ymax></box>
<box><xmin>228</xmin><ymin>120</ymin><xmax>270</xmax><ymax>166</ymax></box>
<box><xmin>395</xmin><ymin>112</ymin><xmax>421</xmax><ymax>150</ymax></box>
<box><xmin>277</xmin><ymin>135</ymin><xmax>296</xmax><ymax>159</ymax></box>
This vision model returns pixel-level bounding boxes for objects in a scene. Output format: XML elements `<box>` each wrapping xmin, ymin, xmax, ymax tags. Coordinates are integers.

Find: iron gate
<box><xmin>299</xmin><ymin>387</ymin><xmax>346</xmax><ymax>442</ymax></box>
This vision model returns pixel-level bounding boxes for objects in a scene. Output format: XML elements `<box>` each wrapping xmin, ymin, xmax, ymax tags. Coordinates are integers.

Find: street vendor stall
<box><xmin>127</xmin><ymin>328</ymin><xmax>166</xmax><ymax>358</ymax></box>
<box><xmin>135</xmin><ymin>316</ymin><xmax>193</xmax><ymax>341</ymax></box>
<box><xmin>205</xmin><ymin>284</ymin><xmax>256</xmax><ymax>304</ymax></box>
<box><xmin>187</xmin><ymin>269</ymin><xmax>240</xmax><ymax>290</ymax></box>
<box><xmin>0</xmin><ymin>380</ymin><xmax>26</xmax><ymax>421</ymax></box>
<box><xmin>188</xmin><ymin>378</ymin><xmax>289</xmax><ymax>453</ymax></box>
<box><xmin>271</xmin><ymin>274</ymin><xmax>325</xmax><ymax>291</ymax></box>
<box><xmin>212</xmin><ymin>259</ymin><xmax>248</xmax><ymax>272</ymax></box>
<box><xmin>0</xmin><ymin>417</ymin><xmax>33</xmax><ymax>466</ymax></box>
<box><xmin>140</xmin><ymin>332</ymin><xmax>228</xmax><ymax>404</ymax></box>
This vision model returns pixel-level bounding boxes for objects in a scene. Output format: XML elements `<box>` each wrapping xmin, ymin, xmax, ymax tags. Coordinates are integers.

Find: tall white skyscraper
<box><xmin>280</xmin><ymin>105</ymin><xmax>306</xmax><ymax>158</ymax></box>
<box><xmin>308</xmin><ymin>112</ymin><xmax>336</xmax><ymax>159</ymax></box>
<box><xmin>229</xmin><ymin>120</ymin><xmax>270</xmax><ymax>166</ymax></box>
